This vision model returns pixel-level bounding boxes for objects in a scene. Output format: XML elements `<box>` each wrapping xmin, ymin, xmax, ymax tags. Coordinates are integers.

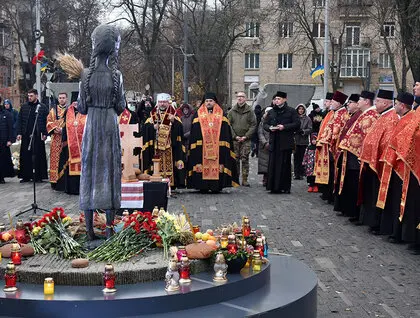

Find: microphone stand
<box><xmin>16</xmin><ymin>104</ymin><xmax>50</xmax><ymax>218</ymax></box>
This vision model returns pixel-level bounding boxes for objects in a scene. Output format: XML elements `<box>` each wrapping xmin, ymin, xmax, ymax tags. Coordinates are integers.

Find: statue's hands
<box><xmin>168</xmin><ymin>114</ymin><xmax>175</xmax><ymax>123</ymax></box>
<box><xmin>154</xmin><ymin>124</ymin><xmax>159</xmax><ymax>130</ymax></box>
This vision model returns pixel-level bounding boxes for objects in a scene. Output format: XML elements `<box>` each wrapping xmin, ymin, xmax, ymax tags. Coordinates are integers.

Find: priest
<box><xmin>187</xmin><ymin>92</ymin><xmax>239</xmax><ymax>192</ymax></box>
<box><xmin>46</xmin><ymin>92</ymin><xmax>67</xmax><ymax>189</ymax></box>
<box><xmin>335</xmin><ymin>91</ymin><xmax>378</xmax><ymax>220</ymax></box>
<box><xmin>56</xmin><ymin>101</ymin><xmax>87</xmax><ymax>194</ymax></box>
<box><xmin>358</xmin><ymin>89</ymin><xmax>399</xmax><ymax>234</ymax></box>
<box><xmin>263</xmin><ymin>91</ymin><xmax>300</xmax><ymax>193</ymax></box>
<box><xmin>315</xmin><ymin>91</ymin><xmax>349</xmax><ymax>203</ymax></box>
<box><xmin>142</xmin><ymin>93</ymin><xmax>185</xmax><ymax>188</ymax></box>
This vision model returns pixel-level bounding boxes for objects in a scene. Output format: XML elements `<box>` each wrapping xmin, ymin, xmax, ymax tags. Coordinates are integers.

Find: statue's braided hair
<box><xmin>110</xmin><ymin>50</ymin><xmax>120</xmax><ymax>106</ymax></box>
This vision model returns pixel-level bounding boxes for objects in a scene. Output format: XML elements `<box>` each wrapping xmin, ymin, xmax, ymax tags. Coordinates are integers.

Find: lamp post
<box><xmin>35</xmin><ymin>0</ymin><xmax>41</xmax><ymax>94</ymax></box>
<box><xmin>323</xmin><ymin>0</ymin><xmax>329</xmax><ymax>99</ymax></box>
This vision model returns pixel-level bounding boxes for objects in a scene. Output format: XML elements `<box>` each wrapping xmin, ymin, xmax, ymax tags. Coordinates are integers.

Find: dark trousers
<box><xmin>294</xmin><ymin>145</ymin><xmax>306</xmax><ymax>178</ymax></box>
<box><xmin>307</xmin><ymin>175</ymin><xmax>315</xmax><ymax>186</ymax></box>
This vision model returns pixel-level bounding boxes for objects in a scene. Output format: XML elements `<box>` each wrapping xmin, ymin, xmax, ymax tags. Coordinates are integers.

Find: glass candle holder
<box><xmin>252</xmin><ymin>251</ymin><xmax>262</xmax><ymax>272</ymax></box>
<box><xmin>176</xmin><ymin>246</ymin><xmax>186</xmax><ymax>261</ymax></box>
<box><xmin>11</xmin><ymin>244</ymin><xmax>21</xmax><ymax>265</ymax></box>
<box><xmin>243</xmin><ymin>217</ymin><xmax>251</xmax><ymax>237</ymax></box>
<box><xmin>103</xmin><ymin>263</ymin><xmax>116</xmax><ymax>293</ymax></box>
<box><xmin>4</xmin><ymin>261</ymin><xmax>17</xmax><ymax>292</ymax></box>
<box><xmin>192</xmin><ymin>225</ymin><xmax>200</xmax><ymax>234</ymax></box>
<box><xmin>179</xmin><ymin>256</ymin><xmax>191</xmax><ymax>284</ymax></box>
<box><xmin>220</xmin><ymin>236</ymin><xmax>228</xmax><ymax>249</ymax></box>
<box><xmin>255</xmin><ymin>238</ymin><xmax>264</xmax><ymax>257</ymax></box>
<box><xmin>227</xmin><ymin>234</ymin><xmax>237</xmax><ymax>254</ymax></box>
<box><xmin>44</xmin><ymin>277</ymin><xmax>54</xmax><ymax>295</ymax></box>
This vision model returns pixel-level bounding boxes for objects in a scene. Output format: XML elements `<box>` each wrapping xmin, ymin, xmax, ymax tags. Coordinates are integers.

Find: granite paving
<box><xmin>0</xmin><ymin>157</ymin><xmax>419</xmax><ymax>317</ymax></box>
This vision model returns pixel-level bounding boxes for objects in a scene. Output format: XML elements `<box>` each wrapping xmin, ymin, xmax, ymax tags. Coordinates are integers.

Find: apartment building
<box><xmin>229</xmin><ymin>0</ymin><xmax>411</xmax><ymax>105</ymax></box>
<box><xmin>0</xmin><ymin>8</ymin><xmax>22</xmax><ymax>107</ymax></box>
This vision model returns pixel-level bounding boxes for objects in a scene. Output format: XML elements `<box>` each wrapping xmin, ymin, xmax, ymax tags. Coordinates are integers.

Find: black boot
<box><xmin>105</xmin><ymin>210</ymin><xmax>115</xmax><ymax>239</ymax></box>
<box><xmin>84</xmin><ymin>210</ymin><xmax>97</xmax><ymax>241</ymax></box>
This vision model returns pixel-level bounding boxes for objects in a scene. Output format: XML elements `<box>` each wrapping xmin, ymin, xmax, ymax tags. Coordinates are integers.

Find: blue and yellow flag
<box><xmin>310</xmin><ymin>65</ymin><xmax>324</xmax><ymax>79</ymax></box>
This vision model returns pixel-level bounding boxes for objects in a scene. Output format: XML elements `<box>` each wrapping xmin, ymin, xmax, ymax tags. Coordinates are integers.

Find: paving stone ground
<box><xmin>0</xmin><ymin>157</ymin><xmax>419</xmax><ymax>317</ymax></box>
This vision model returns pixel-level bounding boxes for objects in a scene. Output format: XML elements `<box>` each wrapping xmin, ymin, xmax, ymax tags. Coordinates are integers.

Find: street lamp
<box><xmin>35</xmin><ymin>0</ymin><xmax>41</xmax><ymax>94</ymax></box>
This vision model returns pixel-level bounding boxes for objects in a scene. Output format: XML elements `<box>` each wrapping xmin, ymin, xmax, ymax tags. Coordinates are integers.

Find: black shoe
<box><xmin>348</xmin><ymin>217</ymin><xmax>359</xmax><ymax>222</ymax></box>
<box><xmin>251</xmin><ymin>150</ymin><xmax>255</xmax><ymax>158</ymax></box>
<box><xmin>410</xmin><ymin>248</ymin><xmax>420</xmax><ymax>255</ymax></box>
<box><xmin>354</xmin><ymin>221</ymin><xmax>363</xmax><ymax>226</ymax></box>
<box><xmin>407</xmin><ymin>243</ymin><xmax>420</xmax><ymax>251</ymax></box>
<box><xmin>336</xmin><ymin>212</ymin><xmax>344</xmax><ymax>216</ymax></box>
<box><xmin>283</xmin><ymin>189</ymin><xmax>291</xmax><ymax>194</ymax></box>
<box><xmin>388</xmin><ymin>236</ymin><xmax>402</xmax><ymax>244</ymax></box>
<box><xmin>320</xmin><ymin>194</ymin><xmax>327</xmax><ymax>201</ymax></box>
<box><xmin>20</xmin><ymin>179</ymin><xmax>30</xmax><ymax>183</ymax></box>
<box><xmin>369</xmin><ymin>227</ymin><xmax>381</xmax><ymax>235</ymax></box>
<box><xmin>0</xmin><ymin>179</ymin><xmax>5</xmax><ymax>184</ymax></box>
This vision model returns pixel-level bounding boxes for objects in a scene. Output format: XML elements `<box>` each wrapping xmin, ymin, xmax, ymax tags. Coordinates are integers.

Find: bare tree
<box><xmin>394</xmin><ymin>0</ymin><xmax>420</xmax><ymax>82</ymax></box>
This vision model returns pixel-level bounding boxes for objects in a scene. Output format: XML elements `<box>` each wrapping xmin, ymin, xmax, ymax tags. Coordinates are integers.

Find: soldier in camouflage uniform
<box><xmin>227</xmin><ymin>91</ymin><xmax>257</xmax><ymax>186</ymax></box>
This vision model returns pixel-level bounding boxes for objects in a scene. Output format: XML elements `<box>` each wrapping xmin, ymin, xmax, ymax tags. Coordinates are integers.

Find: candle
<box><xmin>176</xmin><ymin>246</ymin><xmax>186</xmax><ymax>261</ymax></box>
<box><xmin>192</xmin><ymin>225</ymin><xmax>200</xmax><ymax>234</ymax></box>
<box><xmin>179</xmin><ymin>256</ymin><xmax>191</xmax><ymax>284</ymax></box>
<box><xmin>220</xmin><ymin>236</ymin><xmax>228</xmax><ymax>248</ymax></box>
<box><xmin>4</xmin><ymin>261</ymin><xmax>17</xmax><ymax>292</ymax></box>
<box><xmin>0</xmin><ymin>251</ymin><xmax>2</xmax><ymax>263</ymax></box>
<box><xmin>252</xmin><ymin>251</ymin><xmax>262</xmax><ymax>272</ymax></box>
<box><xmin>44</xmin><ymin>278</ymin><xmax>54</xmax><ymax>295</ymax></box>
<box><xmin>11</xmin><ymin>244</ymin><xmax>21</xmax><ymax>265</ymax></box>
<box><xmin>103</xmin><ymin>263</ymin><xmax>116</xmax><ymax>292</ymax></box>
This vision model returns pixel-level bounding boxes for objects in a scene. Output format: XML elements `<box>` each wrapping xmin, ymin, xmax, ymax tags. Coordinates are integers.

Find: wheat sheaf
<box><xmin>56</xmin><ymin>53</ymin><xmax>84</xmax><ymax>80</ymax></box>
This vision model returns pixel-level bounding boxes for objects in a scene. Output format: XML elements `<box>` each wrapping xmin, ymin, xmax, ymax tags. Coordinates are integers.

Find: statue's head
<box><xmin>91</xmin><ymin>24</ymin><xmax>121</xmax><ymax>58</ymax></box>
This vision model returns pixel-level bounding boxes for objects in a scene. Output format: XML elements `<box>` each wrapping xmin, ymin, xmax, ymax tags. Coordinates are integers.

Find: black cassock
<box><xmin>263</xmin><ymin>103</ymin><xmax>300</xmax><ymax>193</ymax></box>
<box><xmin>0</xmin><ymin>109</ymin><xmax>15</xmax><ymax>180</ymax></box>
<box><xmin>16</xmin><ymin>101</ymin><xmax>48</xmax><ymax>181</ymax></box>
<box><xmin>187</xmin><ymin>112</ymin><xmax>239</xmax><ymax>191</ymax></box>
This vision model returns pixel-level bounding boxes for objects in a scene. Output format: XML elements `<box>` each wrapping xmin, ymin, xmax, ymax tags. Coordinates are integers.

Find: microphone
<box><xmin>35</xmin><ymin>104</ymin><xmax>41</xmax><ymax>113</ymax></box>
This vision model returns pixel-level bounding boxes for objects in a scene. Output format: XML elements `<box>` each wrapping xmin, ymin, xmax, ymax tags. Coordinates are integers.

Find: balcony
<box><xmin>338</xmin><ymin>0</ymin><xmax>372</xmax><ymax>17</ymax></box>
<box><xmin>340</xmin><ymin>48</ymin><xmax>370</xmax><ymax>78</ymax></box>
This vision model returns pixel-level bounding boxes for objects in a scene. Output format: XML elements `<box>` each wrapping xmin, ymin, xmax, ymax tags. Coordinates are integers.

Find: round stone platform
<box><xmin>0</xmin><ymin>255</ymin><xmax>317</xmax><ymax>317</ymax></box>
<box><xmin>0</xmin><ymin>250</ymin><xmax>211</xmax><ymax>285</ymax></box>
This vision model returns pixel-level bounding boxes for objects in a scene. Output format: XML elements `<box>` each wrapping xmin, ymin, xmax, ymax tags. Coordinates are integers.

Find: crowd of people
<box><xmin>1</xmin><ymin>79</ymin><xmax>419</xmax><ymax>252</ymax></box>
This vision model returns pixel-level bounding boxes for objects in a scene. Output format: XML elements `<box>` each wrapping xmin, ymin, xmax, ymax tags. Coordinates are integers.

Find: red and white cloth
<box><xmin>120</xmin><ymin>179</ymin><xmax>171</xmax><ymax>209</ymax></box>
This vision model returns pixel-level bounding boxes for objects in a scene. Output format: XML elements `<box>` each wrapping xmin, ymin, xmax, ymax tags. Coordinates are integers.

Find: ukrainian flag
<box><xmin>310</xmin><ymin>65</ymin><xmax>324</xmax><ymax>79</ymax></box>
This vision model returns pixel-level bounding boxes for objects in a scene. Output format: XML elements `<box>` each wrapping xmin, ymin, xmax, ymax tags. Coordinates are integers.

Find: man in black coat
<box><xmin>0</xmin><ymin>104</ymin><xmax>15</xmax><ymax>183</ymax></box>
<box><xmin>263</xmin><ymin>91</ymin><xmax>300</xmax><ymax>193</ymax></box>
<box><xmin>16</xmin><ymin>89</ymin><xmax>49</xmax><ymax>182</ymax></box>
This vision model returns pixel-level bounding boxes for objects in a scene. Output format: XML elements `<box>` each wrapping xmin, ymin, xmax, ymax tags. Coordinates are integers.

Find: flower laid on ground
<box><xmin>88</xmin><ymin>211</ymin><xmax>160</xmax><ymax>262</ymax></box>
<box><xmin>29</xmin><ymin>207</ymin><xmax>85</xmax><ymax>259</ymax></box>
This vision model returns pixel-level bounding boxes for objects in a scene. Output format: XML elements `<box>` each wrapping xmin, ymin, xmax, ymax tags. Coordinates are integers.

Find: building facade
<box><xmin>229</xmin><ymin>0</ymin><xmax>412</xmax><ymax>106</ymax></box>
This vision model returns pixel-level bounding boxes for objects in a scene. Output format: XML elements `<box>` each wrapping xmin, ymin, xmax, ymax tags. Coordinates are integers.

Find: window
<box><xmin>0</xmin><ymin>27</ymin><xmax>9</xmax><ymax>47</ymax></box>
<box><xmin>340</xmin><ymin>48</ymin><xmax>370</xmax><ymax>77</ymax></box>
<box><xmin>378</xmin><ymin>53</ymin><xmax>392</xmax><ymax>68</ymax></box>
<box><xmin>312</xmin><ymin>54</ymin><xmax>324</xmax><ymax>69</ymax></box>
<box><xmin>279</xmin><ymin>22</ymin><xmax>293</xmax><ymax>38</ymax></box>
<box><xmin>246</xmin><ymin>0</ymin><xmax>260</xmax><ymax>9</ymax></box>
<box><xmin>313</xmin><ymin>23</ymin><xmax>325</xmax><ymax>38</ymax></box>
<box><xmin>381</xmin><ymin>22</ymin><xmax>395</xmax><ymax>38</ymax></box>
<box><xmin>245</xmin><ymin>22</ymin><xmax>260</xmax><ymax>38</ymax></box>
<box><xmin>245</xmin><ymin>53</ymin><xmax>260</xmax><ymax>69</ymax></box>
<box><xmin>313</xmin><ymin>0</ymin><xmax>325</xmax><ymax>6</ymax></box>
<box><xmin>278</xmin><ymin>53</ymin><xmax>293</xmax><ymax>69</ymax></box>
<box><xmin>345</xmin><ymin>24</ymin><xmax>360</xmax><ymax>46</ymax></box>
<box><xmin>244</xmin><ymin>83</ymin><xmax>258</xmax><ymax>99</ymax></box>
